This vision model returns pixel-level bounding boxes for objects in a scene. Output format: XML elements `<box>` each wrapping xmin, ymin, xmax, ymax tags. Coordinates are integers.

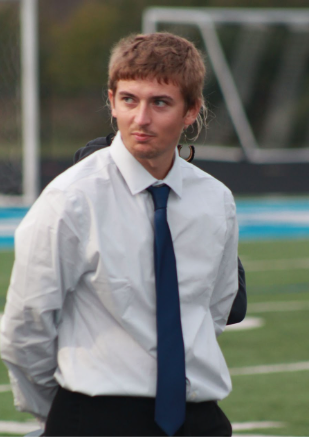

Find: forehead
<box><xmin>115</xmin><ymin>78</ymin><xmax>184</xmax><ymax>101</ymax></box>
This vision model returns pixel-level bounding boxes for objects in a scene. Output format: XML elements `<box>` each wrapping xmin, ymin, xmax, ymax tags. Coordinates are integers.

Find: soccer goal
<box><xmin>0</xmin><ymin>0</ymin><xmax>39</xmax><ymax>205</ymax></box>
<box><xmin>142</xmin><ymin>8</ymin><xmax>309</xmax><ymax>164</ymax></box>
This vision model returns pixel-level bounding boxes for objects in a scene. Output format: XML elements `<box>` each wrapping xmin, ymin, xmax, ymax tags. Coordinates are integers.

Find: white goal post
<box><xmin>21</xmin><ymin>0</ymin><xmax>39</xmax><ymax>205</ymax></box>
<box><xmin>142</xmin><ymin>8</ymin><xmax>309</xmax><ymax>163</ymax></box>
<box><xmin>0</xmin><ymin>0</ymin><xmax>39</xmax><ymax>205</ymax></box>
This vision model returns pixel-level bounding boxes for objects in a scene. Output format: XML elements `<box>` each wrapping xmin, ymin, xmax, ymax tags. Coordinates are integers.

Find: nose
<box><xmin>134</xmin><ymin>102</ymin><xmax>151</xmax><ymax>127</ymax></box>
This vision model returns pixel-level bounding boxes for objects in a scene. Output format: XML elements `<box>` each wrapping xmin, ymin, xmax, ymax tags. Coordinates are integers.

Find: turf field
<box><xmin>0</xmin><ymin>239</ymin><xmax>308</xmax><ymax>436</ymax></box>
<box><xmin>219</xmin><ymin>239</ymin><xmax>309</xmax><ymax>436</ymax></box>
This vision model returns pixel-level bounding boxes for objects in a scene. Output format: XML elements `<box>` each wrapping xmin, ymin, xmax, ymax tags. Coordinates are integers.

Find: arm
<box><xmin>0</xmin><ymin>189</ymin><xmax>84</xmax><ymax>419</ymax></box>
<box><xmin>209</xmin><ymin>190</ymin><xmax>239</xmax><ymax>336</ymax></box>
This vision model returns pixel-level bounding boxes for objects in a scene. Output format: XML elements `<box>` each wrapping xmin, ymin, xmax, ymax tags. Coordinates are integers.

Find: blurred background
<box><xmin>0</xmin><ymin>0</ymin><xmax>309</xmax><ymax>436</ymax></box>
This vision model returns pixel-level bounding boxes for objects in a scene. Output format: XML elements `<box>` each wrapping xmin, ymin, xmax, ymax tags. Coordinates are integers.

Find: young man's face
<box><xmin>109</xmin><ymin>78</ymin><xmax>200</xmax><ymax>177</ymax></box>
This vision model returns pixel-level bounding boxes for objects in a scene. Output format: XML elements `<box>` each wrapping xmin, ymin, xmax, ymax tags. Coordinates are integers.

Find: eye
<box><xmin>154</xmin><ymin>99</ymin><xmax>167</xmax><ymax>108</ymax></box>
<box><xmin>122</xmin><ymin>96</ymin><xmax>134</xmax><ymax>104</ymax></box>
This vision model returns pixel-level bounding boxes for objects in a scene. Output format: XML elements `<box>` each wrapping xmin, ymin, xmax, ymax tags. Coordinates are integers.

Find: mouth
<box><xmin>132</xmin><ymin>132</ymin><xmax>155</xmax><ymax>142</ymax></box>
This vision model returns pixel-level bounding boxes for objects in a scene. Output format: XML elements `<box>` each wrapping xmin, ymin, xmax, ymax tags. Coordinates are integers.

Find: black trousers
<box><xmin>44</xmin><ymin>386</ymin><xmax>232</xmax><ymax>436</ymax></box>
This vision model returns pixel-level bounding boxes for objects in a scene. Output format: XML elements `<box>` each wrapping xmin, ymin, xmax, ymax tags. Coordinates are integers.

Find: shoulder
<box><xmin>180</xmin><ymin>159</ymin><xmax>236</xmax><ymax>218</ymax></box>
<box><xmin>47</xmin><ymin>147</ymin><xmax>114</xmax><ymax>194</ymax></box>
<box><xmin>180</xmin><ymin>159</ymin><xmax>233</xmax><ymax>196</ymax></box>
<box><xmin>17</xmin><ymin>148</ymin><xmax>120</xmax><ymax>241</ymax></box>
<box><xmin>24</xmin><ymin>147</ymin><xmax>115</xmax><ymax>228</ymax></box>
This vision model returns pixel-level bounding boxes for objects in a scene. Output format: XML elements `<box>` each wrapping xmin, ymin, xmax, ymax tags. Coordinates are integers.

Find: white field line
<box><xmin>232</xmin><ymin>421</ymin><xmax>285</xmax><ymax>431</ymax></box>
<box><xmin>0</xmin><ymin>219</ymin><xmax>22</xmax><ymax>236</ymax></box>
<box><xmin>244</xmin><ymin>258</ymin><xmax>309</xmax><ymax>272</ymax></box>
<box><xmin>0</xmin><ymin>421</ymin><xmax>39</xmax><ymax>434</ymax></box>
<box><xmin>225</xmin><ymin>317</ymin><xmax>264</xmax><ymax>331</ymax></box>
<box><xmin>248</xmin><ymin>300</ymin><xmax>309</xmax><ymax>313</ymax></box>
<box><xmin>237</xmin><ymin>210</ymin><xmax>309</xmax><ymax>224</ymax></box>
<box><xmin>230</xmin><ymin>361</ymin><xmax>309</xmax><ymax>376</ymax></box>
<box><xmin>0</xmin><ymin>384</ymin><xmax>11</xmax><ymax>393</ymax></box>
<box><xmin>233</xmin><ymin>435</ymin><xmax>297</xmax><ymax>437</ymax></box>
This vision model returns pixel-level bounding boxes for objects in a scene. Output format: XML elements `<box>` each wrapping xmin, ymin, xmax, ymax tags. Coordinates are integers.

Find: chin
<box><xmin>133</xmin><ymin>149</ymin><xmax>158</xmax><ymax>160</ymax></box>
<box><xmin>131</xmin><ymin>143</ymin><xmax>158</xmax><ymax>159</ymax></box>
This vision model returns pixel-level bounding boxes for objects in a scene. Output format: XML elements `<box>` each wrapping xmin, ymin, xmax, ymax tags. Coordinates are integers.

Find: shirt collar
<box><xmin>110</xmin><ymin>131</ymin><xmax>183</xmax><ymax>198</ymax></box>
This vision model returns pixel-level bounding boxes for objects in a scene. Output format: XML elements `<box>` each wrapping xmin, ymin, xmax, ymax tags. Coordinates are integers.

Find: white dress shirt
<box><xmin>1</xmin><ymin>132</ymin><xmax>238</xmax><ymax>419</ymax></box>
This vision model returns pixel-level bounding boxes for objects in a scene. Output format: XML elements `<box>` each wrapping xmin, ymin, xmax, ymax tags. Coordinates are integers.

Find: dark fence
<box><xmin>40</xmin><ymin>159</ymin><xmax>309</xmax><ymax>195</ymax></box>
<box><xmin>1</xmin><ymin>159</ymin><xmax>308</xmax><ymax>196</ymax></box>
<box><xmin>195</xmin><ymin>160</ymin><xmax>309</xmax><ymax>194</ymax></box>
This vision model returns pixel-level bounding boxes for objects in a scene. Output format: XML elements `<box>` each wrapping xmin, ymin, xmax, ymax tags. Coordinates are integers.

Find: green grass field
<box><xmin>220</xmin><ymin>240</ymin><xmax>309</xmax><ymax>436</ymax></box>
<box><xmin>0</xmin><ymin>239</ymin><xmax>309</xmax><ymax>436</ymax></box>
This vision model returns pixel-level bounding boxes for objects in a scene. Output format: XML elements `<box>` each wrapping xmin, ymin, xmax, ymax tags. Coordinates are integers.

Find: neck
<box><xmin>136</xmin><ymin>154</ymin><xmax>175</xmax><ymax>180</ymax></box>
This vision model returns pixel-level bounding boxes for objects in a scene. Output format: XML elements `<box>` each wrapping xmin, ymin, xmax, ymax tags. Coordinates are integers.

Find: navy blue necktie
<box><xmin>147</xmin><ymin>185</ymin><xmax>186</xmax><ymax>436</ymax></box>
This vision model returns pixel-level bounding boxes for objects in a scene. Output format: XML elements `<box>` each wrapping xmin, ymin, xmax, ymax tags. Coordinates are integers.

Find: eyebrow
<box><xmin>118</xmin><ymin>91</ymin><xmax>174</xmax><ymax>102</ymax></box>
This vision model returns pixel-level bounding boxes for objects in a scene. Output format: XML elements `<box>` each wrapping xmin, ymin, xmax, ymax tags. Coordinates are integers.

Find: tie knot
<box><xmin>147</xmin><ymin>185</ymin><xmax>170</xmax><ymax>210</ymax></box>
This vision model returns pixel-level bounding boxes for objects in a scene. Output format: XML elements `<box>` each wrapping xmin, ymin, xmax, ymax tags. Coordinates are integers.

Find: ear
<box><xmin>108</xmin><ymin>89</ymin><xmax>117</xmax><ymax>118</ymax></box>
<box><xmin>183</xmin><ymin>99</ymin><xmax>202</xmax><ymax>128</ymax></box>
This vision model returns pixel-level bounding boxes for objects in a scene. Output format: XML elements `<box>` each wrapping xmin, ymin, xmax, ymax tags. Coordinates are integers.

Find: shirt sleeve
<box><xmin>0</xmin><ymin>188</ymin><xmax>85</xmax><ymax>419</ymax></box>
<box><xmin>209</xmin><ymin>189</ymin><xmax>239</xmax><ymax>336</ymax></box>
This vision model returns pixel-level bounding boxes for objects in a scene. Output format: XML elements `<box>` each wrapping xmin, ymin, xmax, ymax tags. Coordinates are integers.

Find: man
<box><xmin>1</xmin><ymin>33</ymin><xmax>239</xmax><ymax>436</ymax></box>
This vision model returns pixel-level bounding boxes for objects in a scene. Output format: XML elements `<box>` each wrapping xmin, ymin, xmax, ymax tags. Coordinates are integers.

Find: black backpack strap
<box><xmin>227</xmin><ymin>257</ymin><xmax>247</xmax><ymax>325</ymax></box>
<box><xmin>73</xmin><ymin>133</ymin><xmax>115</xmax><ymax>164</ymax></box>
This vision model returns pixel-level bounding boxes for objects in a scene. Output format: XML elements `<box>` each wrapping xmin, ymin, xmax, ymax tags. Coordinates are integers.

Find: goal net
<box><xmin>0</xmin><ymin>0</ymin><xmax>39</xmax><ymax>205</ymax></box>
<box><xmin>143</xmin><ymin>8</ymin><xmax>309</xmax><ymax>163</ymax></box>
